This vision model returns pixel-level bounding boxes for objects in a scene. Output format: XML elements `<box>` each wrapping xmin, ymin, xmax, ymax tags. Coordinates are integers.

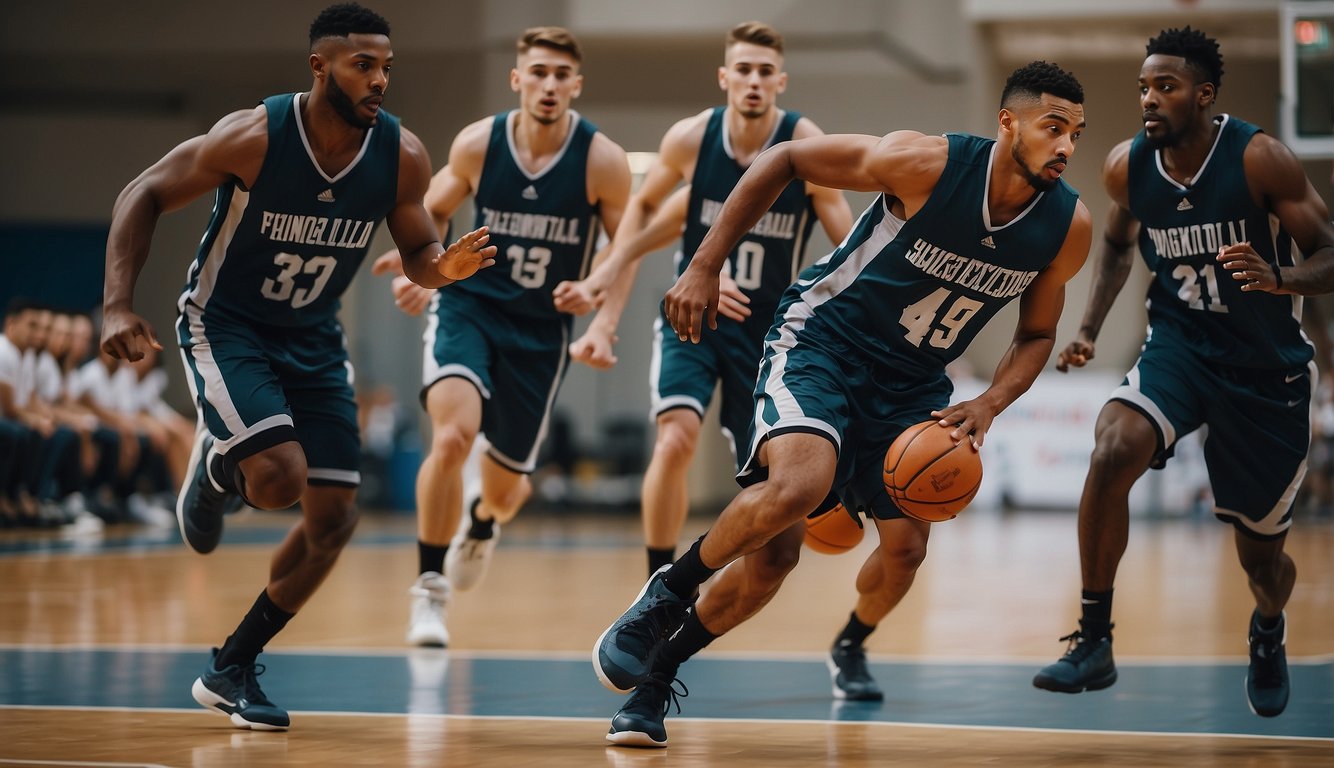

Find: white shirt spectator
<box><xmin>36</xmin><ymin>351</ymin><xmax>63</xmax><ymax>405</ymax></box>
<box><xmin>73</xmin><ymin>359</ymin><xmax>140</xmax><ymax>416</ymax></box>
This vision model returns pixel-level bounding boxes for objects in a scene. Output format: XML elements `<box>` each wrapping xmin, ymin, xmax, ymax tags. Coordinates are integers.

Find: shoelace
<box><xmin>1249</xmin><ymin>633</ymin><xmax>1284</xmax><ymax>686</ymax></box>
<box><xmin>834</xmin><ymin>646</ymin><xmax>872</xmax><ymax>679</ymax></box>
<box><xmin>635</xmin><ymin>672</ymin><xmax>689</xmax><ymax>717</ymax></box>
<box><xmin>242</xmin><ymin>663</ymin><xmax>275</xmax><ymax>706</ymax></box>
<box><xmin>617</xmin><ymin>594</ymin><xmax>681</xmax><ymax>656</ymax></box>
<box><xmin>408</xmin><ymin>581</ymin><xmax>449</xmax><ymax>607</ymax></box>
<box><xmin>1058</xmin><ymin>630</ymin><xmax>1097</xmax><ymax>662</ymax></box>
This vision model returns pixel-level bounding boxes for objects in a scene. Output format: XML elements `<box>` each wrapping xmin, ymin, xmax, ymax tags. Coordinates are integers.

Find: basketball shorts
<box><xmin>176</xmin><ymin>305</ymin><xmax>360</xmax><ymax>487</ymax></box>
<box><xmin>737</xmin><ymin>332</ymin><xmax>953</xmax><ymax>521</ymax></box>
<box><xmin>1111</xmin><ymin>334</ymin><xmax>1314</xmax><ymax>539</ymax></box>
<box><xmin>651</xmin><ymin>312</ymin><xmax>766</xmax><ymax>472</ymax></box>
<box><xmin>422</xmin><ymin>290</ymin><xmax>569</xmax><ymax>474</ymax></box>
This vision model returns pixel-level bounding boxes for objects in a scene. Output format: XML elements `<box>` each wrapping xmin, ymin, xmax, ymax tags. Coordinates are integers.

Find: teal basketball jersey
<box><xmin>1127</xmin><ymin>114</ymin><xmax>1312</xmax><ymax>369</ymax></box>
<box><xmin>776</xmin><ymin>133</ymin><xmax>1078</xmax><ymax>378</ymax></box>
<box><xmin>178</xmin><ymin>93</ymin><xmax>400</xmax><ymax>327</ymax></box>
<box><xmin>453</xmin><ymin>111</ymin><xmax>602</xmax><ymax>320</ymax></box>
<box><xmin>682</xmin><ymin>107</ymin><xmax>817</xmax><ymax>339</ymax></box>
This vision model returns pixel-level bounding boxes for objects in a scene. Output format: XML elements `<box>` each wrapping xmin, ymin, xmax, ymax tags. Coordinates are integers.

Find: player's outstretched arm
<box><xmin>390</xmin><ymin>127</ymin><xmax>494</xmax><ymax>289</ymax></box>
<box><xmin>102</xmin><ymin>107</ymin><xmax>267</xmax><ymax>361</ymax></box>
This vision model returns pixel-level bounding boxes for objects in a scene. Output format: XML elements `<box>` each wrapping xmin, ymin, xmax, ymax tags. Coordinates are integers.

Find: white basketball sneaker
<box><xmin>445</xmin><ymin>503</ymin><xmax>500</xmax><ymax>592</ymax></box>
<box><xmin>406</xmin><ymin>571</ymin><xmax>451</xmax><ymax>647</ymax></box>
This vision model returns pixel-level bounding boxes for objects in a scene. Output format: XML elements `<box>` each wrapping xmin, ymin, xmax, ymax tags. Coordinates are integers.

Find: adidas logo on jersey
<box><xmin>317</xmin><ymin>189</ymin><xmax>336</xmax><ymax>203</ymax></box>
<box><xmin>1176</xmin><ymin>198</ymin><xmax>1193</xmax><ymax>211</ymax></box>
<box><xmin>522</xmin><ymin>185</ymin><xmax>539</xmax><ymax>200</ymax></box>
<box><xmin>980</xmin><ymin>235</ymin><xmax>996</xmax><ymax>249</ymax></box>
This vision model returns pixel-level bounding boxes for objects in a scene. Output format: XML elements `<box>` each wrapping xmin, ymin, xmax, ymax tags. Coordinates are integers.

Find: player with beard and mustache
<box><xmin>368</xmin><ymin>26</ymin><xmax>632</xmax><ymax>649</ymax></box>
<box><xmin>549</xmin><ymin>22</ymin><xmax>869</xmax><ymax>702</ymax></box>
<box><xmin>592</xmin><ymin>61</ymin><xmax>1091</xmax><ymax>748</ymax></box>
<box><xmin>99</xmin><ymin>3</ymin><xmax>494</xmax><ymax>730</ymax></box>
<box><xmin>1034</xmin><ymin>27</ymin><xmax>1334</xmax><ymax>719</ymax></box>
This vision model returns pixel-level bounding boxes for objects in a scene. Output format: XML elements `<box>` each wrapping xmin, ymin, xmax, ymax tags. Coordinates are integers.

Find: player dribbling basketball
<box><xmin>594</xmin><ymin>61</ymin><xmax>1093</xmax><ymax>748</ymax></box>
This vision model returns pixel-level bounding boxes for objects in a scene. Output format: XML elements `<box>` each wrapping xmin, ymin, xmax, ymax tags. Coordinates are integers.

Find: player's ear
<box><xmin>310</xmin><ymin>52</ymin><xmax>326</xmax><ymax>80</ymax></box>
<box><xmin>1197</xmin><ymin>81</ymin><xmax>1216</xmax><ymax>108</ymax></box>
<box><xmin>510</xmin><ymin>68</ymin><xmax>521</xmax><ymax>93</ymax></box>
<box><xmin>776</xmin><ymin>71</ymin><xmax>788</xmax><ymax>95</ymax></box>
<box><xmin>717</xmin><ymin>66</ymin><xmax>728</xmax><ymax>92</ymax></box>
<box><xmin>571</xmin><ymin>73</ymin><xmax>584</xmax><ymax>100</ymax></box>
<box><xmin>998</xmin><ymin>107</ymin><xmax>1016</xmax><ymax>136</ymax></box>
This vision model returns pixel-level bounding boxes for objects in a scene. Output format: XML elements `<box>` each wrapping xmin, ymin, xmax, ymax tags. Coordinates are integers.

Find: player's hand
<box><xmin>371</xmin><ymin>248</ymin><xmax>404</xmax><ymax>277</ymax></box>
<box><xmin>716</xmin><ymin>271</ymin><xmax>751</xmax><ymax>323</ymax></box>
<box><xmin>1218</xmin><ymin>242</ymin><xmax>1282</xmax><ymax>293</ymax></box>
<box><xmin>101</xmin><ymin>305</ymin><xmax>162</xmax><ymax>362</ymax></box>
<box><xmin>552</xmin><ymin>277</ymin><xmax>606</xmax><ymax>316</ymax></box>
<box><xmin>1055</xmin><ymin>338</ymin><xmax>1095</xmax><ymax>372</ymax></box>
<box><xmin>569</xmin><ymin>326</ymin><xmax>619</xmax><ymax>369</ymax></box>
<box><xmin>391</xmin><ymin>275</ymin><xmax>433</xmax><ymax>316</ymax></box>
<box><xmin>930</xmin><ymin>400</ymin><xmax>993</xmax><ymax>449</ymax></box>
<box><xmin>436</xmin><ymin>226</ymin><xmax>496</xmax><ymax>281</ymax></box>
<box><xmin>663</xmin><ymin>263</ymin><xmax>720</xmax><ymax>343</ymax></box>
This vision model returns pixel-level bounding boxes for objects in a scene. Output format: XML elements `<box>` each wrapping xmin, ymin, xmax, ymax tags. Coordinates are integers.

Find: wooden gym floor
<box><xmin>1</xmin><ymin>506</ymin><xmax>1331</xmax><ymax>767</ymax></box>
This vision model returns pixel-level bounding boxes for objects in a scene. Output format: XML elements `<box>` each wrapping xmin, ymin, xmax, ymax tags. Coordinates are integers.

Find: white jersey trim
<box><xmin>506</xmin><ymin>110</ymin><xmax>581</xmax><ymax>182</ymax></box>
<box><xmin>292</xmin><ymin>93</ymin><xmax>375</xmax><ymax>184</ymax></box>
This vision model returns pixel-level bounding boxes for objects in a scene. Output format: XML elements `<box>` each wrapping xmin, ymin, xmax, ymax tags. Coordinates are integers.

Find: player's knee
<box><xmin>653</xmin><ymin>421</ymin><xmax>699</xmax><ymax>465</ymax></box>
<box><xmin>243</xmin><ymin>454</ymin><xmax>306</xmax><ymax>510</ymax></box>
<box><xmin>426</xmin><ymin>425</ymin><xmax>473</xmax><ymax>468</ymax></box>
<box><xmin>878</xmin><ymin>531</ymin><xmax>928</xmax><ymax>574</ymax></box>
<box><xmin>750</xmin><ymin>533</ymin><xmax>803</xmax><ymax>580</ymax></box>
<box><xmin>754</xmin><ymin>481</ymin><xmax>829</xmax><ymax>530</ymax></box>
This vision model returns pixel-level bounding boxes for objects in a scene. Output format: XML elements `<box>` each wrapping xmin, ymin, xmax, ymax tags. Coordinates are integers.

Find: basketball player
<box><xmin>554</xmin><ymin>22</ymin><xmax>901</xmax><ymax>700</ymax></box>
<box><xmin>1033</xmin><ymin>27</ymin><xmax>1334</xmax><ymax>718</ymax></box>
<box><xmin>594</xmin><ymin>61</ymin><xmax>1092</xmax><ymax>747</ymax></box>
<box><xmin>99</xmin><ymin>3</ymin><xmax>494</xmax><ymax>730</ymax></box>
<box><xmin>370</xmin><ymin>27</ymin><xmax>632</xmax><ymax>648</ymax></box>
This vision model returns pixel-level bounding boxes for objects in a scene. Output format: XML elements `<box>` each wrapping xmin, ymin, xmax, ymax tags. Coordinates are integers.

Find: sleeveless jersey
<box><xmin>1127</xmin><ymin>114</ymin><xmax>1311</xmax><ymax>369</ymax></box>
<box><xmin>179</xmin><ymin>93</ymin><xmax>400</xmax><ymax>327</ymax></box>
<box><xmin>682</xmin><ymin>107</ymin><xmax>817</xmax><ymax>338</ymax></box>
<box><xmin>453</xmin><ymin>110</ymin><xmax>601</xmax><ymax>320</ymax></box>
<box><xmin>779</xmin><ymin>133</ymin><xmax>1078</xmax><ymax>378</ymax></box>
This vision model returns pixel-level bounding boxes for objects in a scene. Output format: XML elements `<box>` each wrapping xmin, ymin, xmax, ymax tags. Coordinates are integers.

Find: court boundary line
<box><xmin>1</xmin><ymin>704</ymin><xmax>1330</xmax><ymax>744</ymax></box>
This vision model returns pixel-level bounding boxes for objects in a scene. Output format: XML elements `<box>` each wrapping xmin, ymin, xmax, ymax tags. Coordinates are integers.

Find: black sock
<box><xmin>663</xmin><ymin>536</ymin><xmax>717</xmax><ymax>599</ymax></box>
<box><xmin>208</xmin><ymin>449</ymin><xmax>253</xmax><ymax>507</ymax></box>
<box><xmin>660</xmin><ymin>605</ymin><xmax>715</xmax><ymax>668</ymax></box>
<box><xmin>216</xmin><ymin>590</ymin><xmax>294</xmax><ymax>669</ymax></box>
<box><xmin>834</xmin><ymin>611</ymin><xmax>876</xmax><ymax>649</ymax></box>
<box><xmin>418</xmin><ymin>541</ymin><xmax>448</xmax><ymax>575</ymax></box>
<box><xmin>1079</xmin><ymin>589</ymin><xmax>1114</xmax><ymax>640</ymax></box>
<box><xmin>647</xmin><ymin>547</ymin><xmax>675</xmax><ymax>577</ymax></box>
<box><xmin>1253</xmin><ymin>611</ymin><xmax>1282</xmax><ymax>632</ymax></box>
<box><xmin>466</xmin><ymin>499</ymin><xmax>495</xmax><ymax>540</ymax></box>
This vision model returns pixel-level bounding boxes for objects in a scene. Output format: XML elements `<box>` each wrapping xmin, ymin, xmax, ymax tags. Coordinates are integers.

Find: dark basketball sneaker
<box><xmin>191</xmin><ymin>649</ymin><xmax>290</xmax><ymax>730</ymax></box>
<box><xmin>606</xmin><ymin>671</ymin><xmax>688</xmax><ymax>748</ymax></box>
<box><xmin>1246</xmin><ymin>610</ymin><xmax>1289</xmax><ymax>718</ymax></box>
<box><xmin>594</xmin><ymin>565</ymin><xmax>690</xmax><ymax>693</ymax></box>
<box><xmin>828</xmin><ymin>641</ymin><xmax>884</xmax><ymax>701</ymax></box>
<box><xmin>177</xmin><ymin>431</ymin><xmax>243</xmax><ymax>554</ymax></box>
<box><xmin>1033</xmin><ymin>627</ymin><xmax>1118</xmax><ymax>693</ymax></box>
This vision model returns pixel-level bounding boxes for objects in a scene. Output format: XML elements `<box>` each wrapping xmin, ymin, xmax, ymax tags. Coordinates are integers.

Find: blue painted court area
<box><xmin>1</xmin><ymin>648</ymin><xmax>1329</xmax><ymax>739</ymax></box>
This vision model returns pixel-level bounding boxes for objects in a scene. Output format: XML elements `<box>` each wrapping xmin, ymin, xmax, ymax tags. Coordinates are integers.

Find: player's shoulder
<box><xmin>791</xmin><ymin>114</ymin><xmax>828</xmax><ymax>140</ymax></box>
<box><xmin>207</xmin><ymin>103</ymin><xmax>269</xmax><ymax>150</ymax></box>
<box><xmin>450</xmin><ymin>115</ymin><xmax>498</xmax><ymax>157</ymax></box>
<box><xmin>662</xmin><ymin>108</ymin><xmax>714</xmax><ymax>147</ymax></box>
<box><xmin>877</xmin><ymin>130</ymin><xmax>947</xmax><ymax>168</ymax></box>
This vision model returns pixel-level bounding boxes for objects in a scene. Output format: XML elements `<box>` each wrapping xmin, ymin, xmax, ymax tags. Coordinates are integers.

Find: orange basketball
<box><xmin>883</xmin><ymin>420</ymin><xmax>983</xmax><ymax>523</ymax></box>
<box><xmin>803</xmin><ymin>504</ymin><xmax>864</xmax><ymax>554</ymax></box>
